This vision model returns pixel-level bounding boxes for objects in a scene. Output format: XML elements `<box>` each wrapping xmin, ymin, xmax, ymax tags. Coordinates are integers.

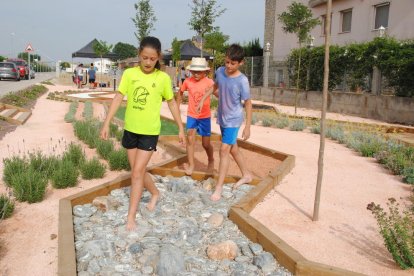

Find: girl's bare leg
<box><xmin>126</xmin><ymin>148</ymin><xmax>155</xmax><ymax>231</ymax></box>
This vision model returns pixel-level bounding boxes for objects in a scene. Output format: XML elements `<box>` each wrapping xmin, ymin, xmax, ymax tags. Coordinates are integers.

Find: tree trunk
<box><xmin>313</xmin><ymin>0</ymin><xmax>332</xmax><ymax>221</ymax></box>
<box><xmin>294</xmin><ymin>42</ymin><xmax>302</xmax><ymax>115</ymax></box>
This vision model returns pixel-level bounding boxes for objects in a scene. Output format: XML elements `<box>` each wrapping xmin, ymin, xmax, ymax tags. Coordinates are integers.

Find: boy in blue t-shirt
<box><xmin>198</xmin><ymin>44</ymin><xmax>253</xmax><ymax>201</ymax></box>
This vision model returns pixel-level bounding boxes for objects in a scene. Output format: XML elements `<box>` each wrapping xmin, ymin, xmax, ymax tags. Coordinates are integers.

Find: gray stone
<box><xmin>141</xmin><ymin>265</ymin><xmax>154</xmax><ymax>274</ymax></box>
<box><xmin>249</xmin><ymin>243</ymin><xmax>263</xmax><ymax>255</ymax></box>
<box><xmin>73</xmin><ymin>205</ymin><xmax>97</xmax><ymax>218</ymax></box>
<box><xmin>156</xmin><ymin>245</ymin><xmax>185</xmax><ymax>276</ymax></box>
<box><xmin>253</xmin><ymin>252</ymin><xmax>275</xmax><ymax>269</ymax></box>
<box><xmin>86</xmin><ymin>259</ymin><xmax>100</xmax><ymax>274</ymax></box>
<box><xmin>129</xmin><ymin>242</ymin><xmax>143</xmax><ymax>254</ymax></box>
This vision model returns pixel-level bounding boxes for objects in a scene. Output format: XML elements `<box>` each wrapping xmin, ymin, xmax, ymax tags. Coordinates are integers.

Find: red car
<box><xmin>6</xmin><ymin>58</ymin><xmax>30</xmax><ymax>80</ymax></box>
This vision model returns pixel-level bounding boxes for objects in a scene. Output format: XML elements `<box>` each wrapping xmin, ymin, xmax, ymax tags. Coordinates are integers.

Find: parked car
<box><xmin>29</xmin><ymin>66</ymin><xmax>35</xmax><ymax>79</ymax></box>
<box><xmin>6</xmin><ymin>58</ymin><xmax>29</xmax><ymax>79</ymax></box>
<box><xmin>0</xmin><ymin>62</ymin><xmax>21</xmax><ymax>81</ymax></box>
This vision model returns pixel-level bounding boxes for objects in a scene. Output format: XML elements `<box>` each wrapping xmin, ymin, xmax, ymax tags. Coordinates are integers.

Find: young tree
<box><xmin>204</xmin><ymin>28</ymin><xmax>229</xmax><ymax>69</ymax></box>
<box><xmin>132</xmin><ymin>0</ymin><xmax>157</xmax><ymax>44</ymax></box>
<box><xmin>313</xmin><ymin>0</ymin><xmax>332</xmax><ymax>221</ymax></box>
<box><xmin>188</xmin><ymin>0</ymin><xmax>226</xmax><ymax>57</ymax></box>
<box><xmin>278</xmin><ymin>1</ymin><xmax>320</xmax><ymax>114</ymax></box>
<box><xmin>171</xmin><ymin>38</ymin><xmax>181</xmax><ymax>67</ymax></box>
<box><xmin>0</xmin><ymin>56</ymin><xmax>5</xmax><ymax>62</ymax></box>
<box><xmin>113</xmin><ymin>42</ymin><xmax>137</xmax><ymax>61</ymax></box>
<box><xmin>93</xmin><ymin>40</ymin><xmax>113</xmax><ymax>86</ymax></box>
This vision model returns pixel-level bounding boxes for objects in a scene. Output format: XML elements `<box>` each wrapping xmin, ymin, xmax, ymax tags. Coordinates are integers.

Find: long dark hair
<box><xmin>139</xmin><ymin>36</ymin><xmax>161</xmax><ymax>70</ymax></box>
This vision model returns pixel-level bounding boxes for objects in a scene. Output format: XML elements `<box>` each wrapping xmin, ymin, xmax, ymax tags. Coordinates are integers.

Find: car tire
<box><xmin>25</xmin><ymin>75</ymin><xmax>29</xmax><ymax>80</ymax></box>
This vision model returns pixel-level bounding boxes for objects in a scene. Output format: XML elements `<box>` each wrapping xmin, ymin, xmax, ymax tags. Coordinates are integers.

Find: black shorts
<box><xmin>121</xmin><ymin>130</ymin><xmax>158</xmax><ymax>151</ymax></box>
<box><xmin>89</xmin><ymin>78</ymin><xmax>95</xmax><ymax>83</ymax></box>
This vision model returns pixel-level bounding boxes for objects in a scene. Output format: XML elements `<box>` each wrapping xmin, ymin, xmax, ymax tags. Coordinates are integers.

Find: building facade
<box><xmin>264</xmin><ymin>0</ymin><xmax>414</xmax><ymax>87</ymax></box>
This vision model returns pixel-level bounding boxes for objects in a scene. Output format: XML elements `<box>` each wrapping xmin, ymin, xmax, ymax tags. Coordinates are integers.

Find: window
<box><xmin>321</xmin><ymin>14</ymin><xmax>332</xmax><ymax>35</ymax></box>
<box><xmin>375</xmin><ymin>3</ymin><xmax>389</xmax><ymax>29</ymax></box>
<box><xmin>341</xmin><ymin>9</ymin><xmax>352</xmax><ymax>32</ymax></box>
<box><xmin>277</xmin><ymin>70</ymin><xmax>284</xmax><ymax>86</ymax></box>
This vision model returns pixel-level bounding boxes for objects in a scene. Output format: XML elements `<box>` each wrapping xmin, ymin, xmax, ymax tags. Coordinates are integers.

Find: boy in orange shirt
<box><xmin>176</xmin><ymin>57</ymin><xmax>214</xmax><ymax>175</ymax></box>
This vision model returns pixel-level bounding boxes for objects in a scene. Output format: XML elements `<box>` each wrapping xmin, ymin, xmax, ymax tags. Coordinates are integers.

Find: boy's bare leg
<box><xmin>230</xmin><ymin>143</ymin><xmax>252</xmax><ymax>190</ymax></box>
<box><xmin>184</xmin><ymin>129</ymin><xmax>196</xmax><ymax>175</ymax></box>
<box><xmin>211</xmin><ymin>144</ymin><xmax>231</xmax><ymax>201</ymax></box>
<box><xmin>202</xmin><ymin>136</ymin><xmax>214</xmax><ymax>173</ymax></box>
<box><xmin>126</xmin><ymin>148</ymin><xmax>154</xmax><ymax>231</ymax></box>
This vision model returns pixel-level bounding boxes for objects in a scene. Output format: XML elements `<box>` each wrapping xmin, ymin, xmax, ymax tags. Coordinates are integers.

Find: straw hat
<box><xmin>186</xmin><ymin>57</ymin><xmax>210</xmax><ymax>71</ymax></box>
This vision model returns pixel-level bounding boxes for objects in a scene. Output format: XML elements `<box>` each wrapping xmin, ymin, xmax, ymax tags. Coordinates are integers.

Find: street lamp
<box><xmin>265</xmin><ymin>42</ymin><xmax>271</xmax><ymax>52</ymax></box>
<box><xmin>263</xmin><ymin>42</ymin><xmax>271</xmax><ymax>88</ymax></box>
<box><xmin>305</xmin><ymin>36</ymin><xmax>315</xmax><ymax>91</ymax></box>
<box><xmin>378</xmin><ymin>25</ymin><xmax>386</xmax><ymax>37</ymax></box>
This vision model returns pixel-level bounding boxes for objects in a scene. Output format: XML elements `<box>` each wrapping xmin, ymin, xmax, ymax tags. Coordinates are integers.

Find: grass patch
<box><xmin>96</xmin><ymin>139</ymin><xmax>114</xmax><ymax>160</ymax></box>
<box><xmin>80</xmin><ymin>158</ymin><xmax>106</xmax><ymax>180</ymax></box>
<box><xmin>2</xmin><ymin>156</ymin><xmax>27</xmax><ymax>187</ymax></box>
<box><xmin>64</xmin><ymin>101</ymin><xmax>78</xmax><ymax>123</ymax></box>
<box><xmin>12</xmin><ymin>168</ymin><xmax>47</xmax><ymax>203</ymax></box>
<box><xmin>51</xmin><ymin>158</ymin><xmax>79</xmax><ymax>189</ymax></box>
<box><xmin>62</xmin><ymin>142</ymin><xmax>85</xmax><ymax>167</ymax></box>
<box><xmin>108</xmin><ymin>149</ymin><xmax>130</xmax><ymax>171</ymax></box>
<box><xmin>0</xmin><ymin>194</ymin><xmax>15</xmax><ymax>219</ymax></box>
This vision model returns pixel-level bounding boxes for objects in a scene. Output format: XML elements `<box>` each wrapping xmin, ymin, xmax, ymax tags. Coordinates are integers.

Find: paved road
<box><xmin>0</xmin><ymin>72</ymin><xmax>56</xmax><ymax>98</ymax></box>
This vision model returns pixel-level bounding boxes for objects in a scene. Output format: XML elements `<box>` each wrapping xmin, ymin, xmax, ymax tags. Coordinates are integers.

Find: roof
<box><xmin>163</xmin><ymin>40</ymin><xmax>213</xmax><ymax>61</ymax></box>
<box><xmin>72</xmin><ymin>39</ymin><xmax>118</xmax><ymax>59</ymax></box>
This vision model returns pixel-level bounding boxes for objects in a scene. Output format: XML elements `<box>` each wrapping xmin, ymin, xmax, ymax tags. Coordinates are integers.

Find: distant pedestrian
<box><xmin>75</xmin><ymin>63</ymin><xmax>84</xmax><ymax>89</ymax></box>
<box><xmin>180</xmin><ymin>66</ymin><xmax>186</xmax><ymax>85</ymax></box>
<box><xmin>88</xmin><ymin>63</ymin><xmax>96</xmax><ymax>89</ymax></box>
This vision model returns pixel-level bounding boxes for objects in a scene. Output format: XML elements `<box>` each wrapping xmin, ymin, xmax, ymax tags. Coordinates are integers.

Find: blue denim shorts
<box><xmin>220</xmin><ymin>126</ymin><xmax>239</xmax><ymax>145</ymax></box>
<box><xmin>186</xmin><ymin>116</ymin><xmax>211</xmax><ymax>137</ymax></box>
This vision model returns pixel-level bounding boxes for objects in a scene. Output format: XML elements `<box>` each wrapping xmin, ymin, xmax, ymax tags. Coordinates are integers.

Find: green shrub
<box><xmin>73</xmin><ymin>120</ymin><xmax>100</xmax><ymax>148</ymax></box>
<box><xmin>28</xmin><ymin>151</ymin><xmax>59</xmax><ymax>179</ymax></box>
<box><xmin>2</xmin><ymin>156</ymin><xmax>27</xmax><ymax>187</ymax></box>
<box><xmin>326</xmin><ymin>126</ymin><xmax>346</xmax><ymax>144</ymax></box>
<box><xmin>262</xmin><ymin>116</ymin><xmax>274</xmax><ymax>127</ymax></box>
<box><xmin>80</xmin><ymin>158</ymin><xmax>106</xmax><ymax>180</ymax></box>
<box><xmin>289</xmin><ymin>119</ymin><xmax>306</xmax><ymax>131</ymax></box>
<box><xmin>275</xmin><ymin>116</ymin><xmax>290</xmax><ymax>129</ymax></box>
<box><xmin>403</xmin><ymin>167</ymin><xmax>414</xmax><ymax>184</ymax></box>
<box><xmin>109</xmin><ymin>123</ymin><xmax>119</xmax><ymax>137</ymax></box>
<box><xmin>51</xmin><ymin>159</ymin><xmax>79</xmax><ymax>189</ymax></box>
<box><xmin>108</xmin><ymin>149</ymin><xmax>130</xmax><ymax>171</ymax></box>
<box><xmin>64</xmin><ymin>101</ymin><xmax>78</xmax><ymax>123</ymax></box>
<box><xmin>0</xmin><ymin>194</ymin><xmax>15</xmax><ymax>219</ymax></box>
<box><xmin>368</xmin><ymin>198</ymin><xmax>414</xmax><ymax>269</ymax></box>
<box><xmin>82</xmin><ymin>101</ymin><xmax>93</xmax><ymax>120</ymax></box>
<box><xmin>96</xmin><ymin>139</ymin><xmax>114</xmax><ymax>159</ymax></box>
<box><xmin>11</xmin><ymin>168</ymin><xmax>47</xmax><ymax>203</ymax></box>
<box><xmin>311</xmin><ymin>123</ymin><xmax>320</xmax><ymax>134</ymax></box>
<box><xmin>62</xmin><ymin>143</ymin><xmax>85</xmax><ymax>167</ymax></box>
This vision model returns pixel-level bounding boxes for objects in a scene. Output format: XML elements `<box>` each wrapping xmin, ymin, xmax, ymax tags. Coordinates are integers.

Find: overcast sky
<box><xmin>0</xmin><ymin>0</ymin><xmax>264</xmax><ymax>62</ymax></box>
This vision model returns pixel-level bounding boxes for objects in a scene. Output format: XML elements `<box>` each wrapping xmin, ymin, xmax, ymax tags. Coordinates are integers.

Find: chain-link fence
<box><xmin>240</xmin><ymin>56</ymin><xmax>263</xmax><ymax>87</ymax></box>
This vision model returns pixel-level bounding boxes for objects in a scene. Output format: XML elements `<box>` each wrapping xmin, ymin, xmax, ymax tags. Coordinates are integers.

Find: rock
<box><xmin>128</xmin><ymin>242</ymin><xmax>143</xmax><ymax>254</ymax></box>
<box><xmin>207</xmin><ymin>213</ymin><xmax>224</xmax><ymax>227</ymax></box>
<box><xmin>92</xmin><ymin>196</ymin><xmax>119</xmax><ymax>211</ymax></box>
<box><xmin>156</xmin><ymin>245</ymin><xmax>185</xmax><ymax>276</ymax></box>
<box><xmin>207</xmin><ymin>240</ymin><xmax>238</xmax><ymax>260</ymax></box>
<box><xmin>253</xmin><ymin>252</ymin><xmax>275</xmax><ymax>269</ymax></box>
<box><xmin>202</xmin><ymin>178</ymin><xmax>215</xmax><ymax>191</ymax></box>
<box><xmin>249</xmin><ymin>243</ymin><xmax>263</xmax><ymax>255</ymax></box>
<box><xmin>50</xmin><ymin>233</ymin><xmax>57</xmax><ymax>240</ymax></box>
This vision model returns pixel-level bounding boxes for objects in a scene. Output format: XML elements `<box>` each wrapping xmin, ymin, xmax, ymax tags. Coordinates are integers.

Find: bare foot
<box><xmin>206</xmin><ymin>160</ymin><xmax>214</xmax><ymax>174</ymax></box>
<box><xmin>183</xmin><ymin>163</ymin><xmax>194</xmax><ymax>175</ymax></box>
<box><xmin>146</xmin><ymin>192</ymin><xmax>159</xmax><ymax>211</ymax></box>
<box><xmin>210</xmin><ymin>186</ymin><xmax>223</xmax><ymax>201</ymax></box>
<box><xmin>126</xmin><ymin>217</ymin><xmax>137</xmax><ymax>231</ymax></box>
<box><xmin>233</xmin><ymin>174</ymin><xmax>253</xmax><ymax>191</ymax></box>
